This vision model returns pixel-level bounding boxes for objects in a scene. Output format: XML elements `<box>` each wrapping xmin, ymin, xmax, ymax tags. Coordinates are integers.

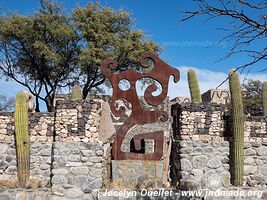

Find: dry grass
<box><xmin>110</xmin><ymin>180</ymin><xmax>125</xmax><ymax>189</ymax></box>
<box><xmin>0</xmin><ymin>179</ymin><xmax>18</xmax><ymax>188</ymax></box>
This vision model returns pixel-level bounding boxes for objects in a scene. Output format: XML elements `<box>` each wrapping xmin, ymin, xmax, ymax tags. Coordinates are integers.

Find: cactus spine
<box><xmin>187</xmin><ymin>69</ymin><xmax>202</xmax><ymax>103</ymax></box>
<box><xmin>14</xmin><ymin>91</ymin><xmax>30</xmax><ymax>187</ymax></box>
<box><xmin>263</xmin><ymin>82</ymin><xmax>267</xmax><ymax>116</ymax></box>
<box><xmin>70</xmin><ymin>84</ymin><xmax>82</xmax><ymax>100</ymax></box>
<box><xmin>229</xmin><ymin>70</ymin><xmax>244</xmax><ymax>186</ymax></box>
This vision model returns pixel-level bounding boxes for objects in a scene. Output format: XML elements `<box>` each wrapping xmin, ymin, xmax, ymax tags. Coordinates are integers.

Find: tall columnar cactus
<box><xmin>229</xmin><ymin>70</ymin><xmax>244</xmax><ymax>186</ymax></box>
<box><xmin>187</xmin><ymin>69</ymin><xmax>202</xmax><ymax>103</ymax></box>
<box><xmin>263</xmin><ymin>82</ymin><xmax>267</xmax><ymax>116</ymax></box>
<box><xmin>70</xmin><ymin>84</ymin><xmax>82</xmax><ymax>100</ymax></box>
<box><xmin>14</xmin><ymin>91</ymin><xmax>30</xmax><ymax>187</ymax></box>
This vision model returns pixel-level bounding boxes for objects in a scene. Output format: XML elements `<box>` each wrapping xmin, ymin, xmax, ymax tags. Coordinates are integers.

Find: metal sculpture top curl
<box><xmin>101</xmin><ymin>53</ymin><xmax>180</xmax><ymax>160</ymax></box>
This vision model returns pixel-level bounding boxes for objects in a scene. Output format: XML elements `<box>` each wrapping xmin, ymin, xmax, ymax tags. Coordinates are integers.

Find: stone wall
<box><xmin>172</xmin><ymin>103</ymin><xmax>227</xmax><ymax>141</ymax></box>
<box><xmin>0</xmin><ymin>141</ymin><xmax>52</xmax><ymax>189</ymax></box>
<box><xmin>0</xmin><ymin>99</ymin><xmax>104</xmax><ymax>200</ymax></box>
<box><xmin>0</xmin><ymin>189</ymin><xmax>51</xmax><ymax>200</ymax></box>
<box><xmin>243</xmin><ymin>116</ymin><xmax>267</xmax><ymax>187</ymax></box>
<box><xmin>51</xmin><ymin>142</ymin><xmax>103</xmax><ymax>199</ymax></box>
<box><xmin>171</xmin><ymin>102</ymin><xmax>267</xmax><ymax>191</ymax></box>
<box><xmin>174</xmin><ymin>140</ymin><xmax>231</xmax><ymax>190</ymax></box>
<box><xmin>54</xmin><ymin>99</ymin><xmax>101</xmax><ymax>142</ymax></box>
<box><xmin>0</xmin><ymin>112</ymin><xmax>54</xmax><ymax>143</ymax></box>
<box><xmin>1</xmin><ymin>95</ymin><xmax>267</xmax><ymax>199</ymax></box>
<box><xmin>0</xmin><ymin>141</ymin><xmax>17</xmax><ymax>188</ymax></box>
<box><xmin>244</xmin><ymin>142</ymin><xmax>267</xmax><ymax>187</ymax></box>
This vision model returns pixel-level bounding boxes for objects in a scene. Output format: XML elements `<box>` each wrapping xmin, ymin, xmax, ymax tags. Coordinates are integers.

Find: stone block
<box><xmin>0</xmin><ymin>143</ymin><xmax>8</xmax><ymax>154</ymax></box>
<box><xmin>112</xmin><ymin>160</ymin><xmax>163</xmax><ymax>189</ymax></box>
<box><xmin>201</xmin><ymin>89</ymin><xmax>230</xmax><ymax>104</ymax></box>
<box><xmin>67</xmin><ymin>187</ymin><xmax>83</xmax><ymax>198</ymax></box>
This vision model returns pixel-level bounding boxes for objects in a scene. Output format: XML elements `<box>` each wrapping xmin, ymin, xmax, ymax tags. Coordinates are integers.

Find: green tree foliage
<box><xmin>72</xmin><ymin>3</ymin><xmax>159</xmax><ymax>98</ymax></box>
<box><xmin>241</xmin><ymin>79</ymin><xmax>263</xmax><ymax>116</ymax></box>
<box><xmin>0</xmin><ymin>0</ymin><xmax>79</xmax><ymax>111</ymax></box>
<box><xmin>0</xmin><ymin>0</ymin><xmax>159</xmax><ymax>111</ymax></box>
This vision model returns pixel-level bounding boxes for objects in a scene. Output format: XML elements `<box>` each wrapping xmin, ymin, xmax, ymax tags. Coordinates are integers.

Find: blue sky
<box><xmin>0</xmin><ymin>0</ymin><xmax>267</xmax><ymax>111</ymax></box>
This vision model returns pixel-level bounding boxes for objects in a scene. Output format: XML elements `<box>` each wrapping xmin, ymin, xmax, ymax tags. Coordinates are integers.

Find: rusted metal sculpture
<box><xmin>101</xmin><ymin>53</ymin><xmax>180</xmax><ymax>160</ymax></box>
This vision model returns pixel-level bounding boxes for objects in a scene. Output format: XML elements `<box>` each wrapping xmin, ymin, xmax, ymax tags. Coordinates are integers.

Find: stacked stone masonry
<box><xmin>176</xmin><ymin>140</ymin><xmax>231</xmax><ymax>190</ymax></box>
<box><xmin>55</xmin><ymin>99</ymin><xmax>101</xmax><ymax>142</ymax></box>
<box><xmin>0</xmin><ymin>99</ymin><xmax>104</xmax><ymax>200</ymax></box>
<box><xmin>51</xmin><ymin>142</ymin><xmax>103</xmax><ymax>200</ymax></box>
<box><xmin>171</xmin><ymin>102</ymin><xmax>267</xmax><ymax>193</ymax></box>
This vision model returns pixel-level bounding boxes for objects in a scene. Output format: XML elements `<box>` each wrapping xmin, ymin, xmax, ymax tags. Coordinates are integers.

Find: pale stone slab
<box><xmin>112</xmin><ymin>160</ymin><xmax>163</xmax><ymax>189</ymax></box>
<box><xmin>98</xmin><ymin>102</ymin><xmax>116</xmax><ymax>143</ymax></box>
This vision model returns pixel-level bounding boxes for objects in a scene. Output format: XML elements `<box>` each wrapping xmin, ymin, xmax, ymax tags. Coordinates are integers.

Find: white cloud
<box><xmin>167</xmin><ymin>66</ymin><xmax>267</xmax><ymax>100</ymax></box>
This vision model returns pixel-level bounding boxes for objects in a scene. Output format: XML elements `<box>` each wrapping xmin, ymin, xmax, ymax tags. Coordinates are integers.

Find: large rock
<box><xmin>70</xmin><ymin>166</ymin><xmax>89</xmax><ymax>175</ymax></box>
<box><xmin>244</xmin><ymin>165</ymin><xmax>258</xmax><ymax>175</ymax></box>
<box><xmin>207</xmin><ymin>157</ymin><xmax>222</xmax><ymax>169</ymax></box>
<box><xmin>257</xmin><ymin>146</ymin><xmax>267</xmax><ymax>156</ymax></box>
<box><xmin>16</xmin><ymin>192</ymin><xmax>28</xmax><ymax>200</ymax></box>
<box><xmin>244</xmin><ymin>148</ymin><xmax>256</xmax><ymax>156</ymax></box>
<box><xmin>51</xmin><ymin>175</ymin><xmax>68</xmax><ymax>184</ymax></box>
<box><xmin>0</xmin><ymin>160</ymin><xmax>8</xmax><ymax>170</ymax></box>
<box><xmin>52</xmin><ymin>185</ymin><xmax>65</xmax><ymax>197</ymax></box>
<box><xmin>0</xmin><ymin>194</ymin><xmax>10</xmax><ymax>200</ymax></box>
<box><xmin>180</xmin><ymin>159</ymin><xmax>192</xmax><ymax>171</ymax></box>
<box><xmin>248</xmin><ymin>174</ymin><xmax>266</xmax><ymax>187</ymax></box>
<box><xmin>202</xmin><ymin>170</ymin><xmax>221</xmax><ymax>190</ymax></box>
<box><xmin>112</xmin><ymin>160</ymin><xmax>163</xmax><ymax>189</ymax></box>
<box><xmin>260</xmin><ymin>164</ymin><xmax>267</xmax><ymax>176</ymax></box>
<box><xmin>190</xmin><ymin>169</ymin><xmax>203</xmax><ymax>182</ymax></box>
<box><xmin>192</xmin><ymin>155</ymin><xmax>208</xmax><ymax>168</ymax></box>
<box><xmin>221</xmin><ymin>171</ymin><xmax>231</xmax><ymax>187</ymax></box>
<box><xmin>75</xmin><ymin>175</ymin><xmax>89</xmax><ymax>188</ymax></box>
<box><xmin>88</xmin><ymin>178</ymin><xmax>103</xmax><ymax>189</ymax></box>
<box><xmin>52</xmin><ymin>168</ymin><xmax>68</xmax><ymax>175</ymax></box>
<box><xmin>0</xmin><ymin>143</ymin><xmax>8</xmax><ymax>154</ymax></box>
<box><xmin>206</xmin><ymin>173</ymin><xmax>221</xmax><ymax>190</ymax></box>
<box><xmin>67</xmin><ymin>187</ymin><xmax>83</xmax><ymax>198</ymax></box>
<box><xmin>89</xmin><ymin>169</ymin><xmax>102</xmax><ymax>178</ymax></box>
<box><xmin>180</xmin><ymin>179</ymin><xmax>201</xmax><ymax>190</ymax></box>
<box><xmin>244</xmin><ymin>157</ymin><xmax>254</xmax><ymax>165</ymax></box>
<box><xmin>5</xmin><ymin>165</ymin><xmax>16</xmax><ymax>175</ymax></box>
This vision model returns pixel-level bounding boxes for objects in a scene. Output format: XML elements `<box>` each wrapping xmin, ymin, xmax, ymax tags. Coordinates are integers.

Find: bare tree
<box><xmin>182</xmin><ymin>0</ymin><xmax>267</xmax><ymax>78</ymax></box>
<box><xmin>0</xmin><ymin>94</ymin><xmax>15</xmax><ymax>112</ymax></box>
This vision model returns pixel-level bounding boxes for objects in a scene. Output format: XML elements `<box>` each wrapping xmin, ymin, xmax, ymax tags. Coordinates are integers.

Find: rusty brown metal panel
<box><xmin>101</xmin><ymin>53</ymin><xmax>180</xmax><ymax>160</ymax></box>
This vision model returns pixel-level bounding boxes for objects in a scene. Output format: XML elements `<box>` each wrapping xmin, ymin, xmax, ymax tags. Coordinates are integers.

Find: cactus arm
<box><xmin>70</xmin><ymin>84</ymin><xmax>83</xmax><ymax>100</ymax></box>
<box><xmin>187</xmin><ymin>69</ymin><xmax>202</xmax><ymax>103</ymax></box>
<box><xmin>229</xmin><ymin>70</ymin><xmax>244</xmax><ymax>186</ymax></box>
<box><xmin>14</xmin><ymin>91</ymin><xmax>30</xmax><ymax>187</ymax></box>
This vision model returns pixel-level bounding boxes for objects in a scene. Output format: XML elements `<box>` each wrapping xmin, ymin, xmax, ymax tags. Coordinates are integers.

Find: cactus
<box><xmin>229</xmin><ymin>70</ymin><xmax>244</xmax><ymax>186</ymax></box>
<box><xmin>263</xmin><ymin>82</ymin><xmax>267</xmax><ymax>116</ymax></box>
<box><xmin>187</xmin><ymin>69</ymin><xmax>202</xmax><ymax>103</ymax></box>
<box><xmin>14</xmin><ymin>91</ymin><xmax>30</xmax><ymax>187</ymax></box>
<box><xmin>70</xmin><ymin>84</ymin><xmax>82</xmax><ymax>100</ymax></box>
